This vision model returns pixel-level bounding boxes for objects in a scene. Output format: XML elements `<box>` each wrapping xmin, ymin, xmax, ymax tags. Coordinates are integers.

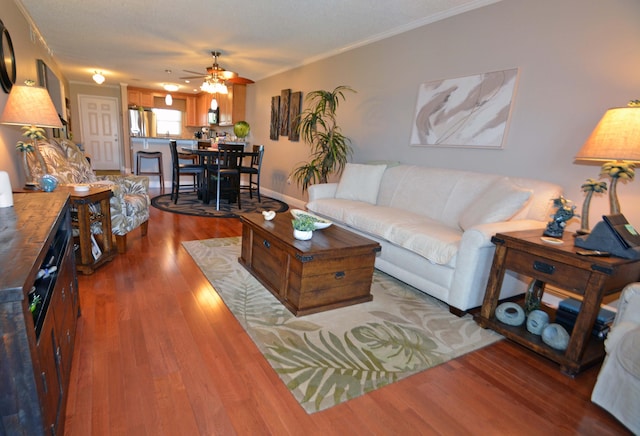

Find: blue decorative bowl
<box><xmin>39</xmin><ymin>175</ymin><xmax>59</xmax><ymax>192</ymax></box>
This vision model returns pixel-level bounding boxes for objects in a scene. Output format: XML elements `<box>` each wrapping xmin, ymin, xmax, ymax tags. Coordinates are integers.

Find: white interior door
<box><xmin>78</xmin><ymin>95</ymin><xmax>121</xmax><ymax>170</ymax></box>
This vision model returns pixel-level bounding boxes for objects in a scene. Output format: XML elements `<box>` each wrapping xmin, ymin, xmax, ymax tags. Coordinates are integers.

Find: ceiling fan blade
<box><xmin>227</xmin><ymin>76</ymin><xmax>254</xmax><ymax>85</ymax></box>
<box><xmin>180</xmin><ymin>75</ymin><xmax>207</xmax><ymax>80</ymax></box>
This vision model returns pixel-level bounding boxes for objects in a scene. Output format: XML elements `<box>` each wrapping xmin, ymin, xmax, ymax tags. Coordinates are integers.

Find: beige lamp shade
<box><xmin>575</xmin><ymin>107</ymin><xmax>640</xmax><ymax>162</ymax></box>
<box><xmin>0</xmin><ymin>85</ymin><xmax>63</xmax><ymax>128</ymax></box>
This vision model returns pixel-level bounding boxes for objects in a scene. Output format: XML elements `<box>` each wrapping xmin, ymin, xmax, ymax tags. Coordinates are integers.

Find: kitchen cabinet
<box><xmin>127</xmin><ymin>89</ymin><xmax>140</xmax><ymax>106</ymax></box>
<box><xmin>186</xmin><ymin>84</ymin><xmax>247</xmax><ymax>128</ymax></box>
<box><xmin>185</xmin><ymin>95</ymin><xmax>198</xmax><ymax>126</ymax></box>
<box><xmin>196</xmin><ymin>93</ymin><xmax>212</xmax><ymax>127</ymax></box>
<box><xmin>218</xmin><ymin>84</ymin><xmax>246</xmax><ymax>126</ymax></box>
<box><xmin>0</xmin><ymin>192</ymin><xmax>80</xmax><ymax>435</ymax></box>
<box><xmin>127</xmin><ymin>87</ymin><xmax>155</xmax><ymax>108</ymax></box>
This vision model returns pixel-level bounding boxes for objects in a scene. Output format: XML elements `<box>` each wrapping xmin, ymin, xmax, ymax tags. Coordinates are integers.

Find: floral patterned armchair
<box><xmin>27</xmin><ymin>138</ymin><xmax>150</xmax><ymax>253</ymax></box>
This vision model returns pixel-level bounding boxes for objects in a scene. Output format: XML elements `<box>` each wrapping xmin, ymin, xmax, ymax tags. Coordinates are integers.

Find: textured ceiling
<box><xmin>16</xmin><ymin>0</ymin><xmax>499</xmax><ymax>92</ymax></box>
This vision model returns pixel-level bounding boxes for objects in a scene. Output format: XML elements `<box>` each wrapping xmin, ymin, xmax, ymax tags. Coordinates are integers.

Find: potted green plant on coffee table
<box><xmin>292</xmin><ymin>215</ymin><xmax>316</xmax><ymax>240</ymax></box>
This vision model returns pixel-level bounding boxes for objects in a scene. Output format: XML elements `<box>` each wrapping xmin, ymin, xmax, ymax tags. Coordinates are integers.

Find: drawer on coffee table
<box><xmin>287</xmin><ymin>264</ymin><xmax>375</xmax><ymax>313</ymax></box>
<box><xmin>249</xmin><ymin>230</ymin><xmax>288</xmax><ymax>297</ymax></box>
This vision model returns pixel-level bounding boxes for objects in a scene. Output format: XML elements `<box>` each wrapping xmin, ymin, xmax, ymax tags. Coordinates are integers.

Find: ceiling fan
<box><xmin>180</xmin><ymin>51</ymin><xmax>254</xmax><ymax>86</ymax></box>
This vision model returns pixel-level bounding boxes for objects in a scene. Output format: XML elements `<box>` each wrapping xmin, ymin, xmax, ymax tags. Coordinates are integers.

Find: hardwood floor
<box><xmin>64</xmin><ymin>192</ymin><xmax>631</xmax><ymax>435</ymax></box>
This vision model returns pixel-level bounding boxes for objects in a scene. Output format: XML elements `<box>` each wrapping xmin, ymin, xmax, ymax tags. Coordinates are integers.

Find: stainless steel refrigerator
<box><xmin>129</xmin><ymin>108</ymin><xmax>157</xmax><ymax>137</ymax></box>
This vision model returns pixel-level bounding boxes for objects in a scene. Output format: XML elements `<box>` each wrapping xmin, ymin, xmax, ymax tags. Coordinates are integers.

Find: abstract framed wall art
<box><xmin>288</xmin><ymin>91</ymin><xmax>302</xmax><ymax>142</ymax></box>
<box><xmin>279</xmin><ymin>88</ymin><xmax>291</xmax><ymax>136</ymax></box>
<box><xmin>410</xmin><ymin>68</ymin><xmax>519</xmax><ymax>149</ymax></box>
<box><xmin>270</xmin><ymin>95</ymin><xmax>280</xmax><ymax>140</ymax></box>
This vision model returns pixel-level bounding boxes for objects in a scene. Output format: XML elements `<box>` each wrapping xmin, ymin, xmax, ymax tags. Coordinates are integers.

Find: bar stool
<box><xmin>136</xmin><ymin>151</ymin><xmax>164</xmax><ymax>192</ymax></box>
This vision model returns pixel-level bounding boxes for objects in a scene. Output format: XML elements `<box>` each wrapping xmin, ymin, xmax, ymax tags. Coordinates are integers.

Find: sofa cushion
<box><xmin>343</xmin><ymin>205</ymin><xmax>462</xmax><ymax>265</ymax></box>
<box><xmin>459</xmin><ymin>177</ymin><xmax>532</xmax><ymax>230</ymax></box>
<box><xmin>36</xmin><ymin>139</ymin><xmax>97</xmax><ymax>184</ymax></box>
<box><xmin>57</xmin><ymin>139</ymin><xmax>98</xmax><ymax>183</ymax></box>
<box><xmin>335</xmin><ymin>163</ymin><xmax>386</xmax><ymax>204</ymax></box>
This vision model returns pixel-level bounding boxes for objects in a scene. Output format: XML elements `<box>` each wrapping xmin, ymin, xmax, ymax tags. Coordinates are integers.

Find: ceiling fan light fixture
<box><xmin>92</xmin><ymin>71</ymin><xmax>105</xmax><ymax>85</ymax></box>
<box><xmin>215</xmin><ymin>82</ymin><xmax>228</xmax><ymax>94</ymax></box>
<box><xmin>200</xmin><ymin>79</ymin><xmax>227</xmax><ymax>95</ymax></box>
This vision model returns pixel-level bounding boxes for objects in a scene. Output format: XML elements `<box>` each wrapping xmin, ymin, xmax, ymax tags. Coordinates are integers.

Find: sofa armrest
<box><xmin>614</xmin><ymin>283</ymin><xmax>640</xmax><ymax>327</ymax></box>
<box><xmin>99</xmin><ymin>174</ymin><xmax>149</xmax><ymax>196</ymax></box>
<box><xmin>464</xmin><ymin>219</ymin><xmax>548</xmax><ymax>244</ymax></box>
<box><xmin>308</xmin><ymin>183</ymin><xmax>338</xmax><ymax>202</ymax></box>
<box><xmin>448</xmin><ymin>219</ymin><xmax>548</xmax><ymax>310</ymax></box>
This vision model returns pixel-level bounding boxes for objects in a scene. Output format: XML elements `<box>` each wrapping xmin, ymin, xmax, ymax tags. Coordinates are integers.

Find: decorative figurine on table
<box><xmin>543</xmin><ymin>196</ymin><xmax>578</xmax><ymax>238</ymax></box>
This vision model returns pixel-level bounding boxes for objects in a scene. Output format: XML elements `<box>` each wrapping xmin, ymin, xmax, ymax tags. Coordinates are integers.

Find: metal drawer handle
<box><xmin>335</xmin><ymin>271</ymin><xmax>345</xmax><ymax>280</ymax></box>
<box><xmin>533</xmin><ymin>260</ymin><xmax>555</xmax><ymax>275</ymax></box>
<box><xmin>263</xmin><ymin>240</ymin><xmax>270</xmax><ymax>249</ymax></box>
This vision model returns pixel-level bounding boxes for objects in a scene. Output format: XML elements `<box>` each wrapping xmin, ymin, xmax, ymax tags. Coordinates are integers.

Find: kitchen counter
<box><xmin>130</xmin><ymin>138</ymin><xmax>197</xmax><ymax>189</ymax></box>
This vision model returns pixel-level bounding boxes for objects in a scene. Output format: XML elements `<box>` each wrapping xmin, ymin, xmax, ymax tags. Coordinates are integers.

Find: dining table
<box><xmin>180</xmin><ymin>146</ymin><xmax>258</xmax><ymax>210</ymax></box>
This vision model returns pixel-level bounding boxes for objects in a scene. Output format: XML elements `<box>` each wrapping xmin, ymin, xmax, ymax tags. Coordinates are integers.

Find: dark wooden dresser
<box><xmin>1</xmin><ymin>192</ymin><xmax>80</xmax><ymax>435</ymax></box>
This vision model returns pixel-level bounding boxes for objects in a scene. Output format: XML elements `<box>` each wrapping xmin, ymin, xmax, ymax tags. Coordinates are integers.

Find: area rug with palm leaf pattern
<box><xmin>182</xmin><ymin>237</ymin><xmax>502</xmax><ymax>413</ymax></box>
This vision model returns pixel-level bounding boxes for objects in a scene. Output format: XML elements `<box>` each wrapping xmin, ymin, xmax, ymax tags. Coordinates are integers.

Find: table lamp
<box><xmin>0</xmin><ymin>83</ymin><xmax>62</xmax><ymax>187</ymax></box>
<box><xmin>575</xmin><ymin>106</ymin><xmax>640</xmax><ymax>216</ymax></box>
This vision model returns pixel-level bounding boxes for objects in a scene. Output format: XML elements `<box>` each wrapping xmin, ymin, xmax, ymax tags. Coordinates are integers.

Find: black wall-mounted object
<box><xmin>0</xmin><ymin>19</ymin><xmax>17</xmax><ymax>93</ymax></box>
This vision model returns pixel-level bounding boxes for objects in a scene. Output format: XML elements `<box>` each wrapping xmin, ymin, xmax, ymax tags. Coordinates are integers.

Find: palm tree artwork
<box><xmin>600</xmin><ymin>162</ymin><xmax>635</xmax><ymax>214</ymax></box>
<box><xmin>578</xmin><ymin>178</ymin><xmax>607</xmax><ymax>234</ymax></box>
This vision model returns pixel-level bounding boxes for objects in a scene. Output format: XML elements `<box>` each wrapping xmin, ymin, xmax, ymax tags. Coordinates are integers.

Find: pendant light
<box><xmin>165</xmin><ymin>94</ymin><xmax>173</xmax><ymax>106</ymax></box>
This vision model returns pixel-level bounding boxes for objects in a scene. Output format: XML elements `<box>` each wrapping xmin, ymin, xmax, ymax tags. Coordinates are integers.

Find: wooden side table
<box><xmin>65</xmin><ymin>186</ymin><xmax>117</xmax><ymax>274</ymax></box>
<box><xmin>476</xmin><ymin>229</ymin><xmax>640</xmax><ymax>376</ymax></box>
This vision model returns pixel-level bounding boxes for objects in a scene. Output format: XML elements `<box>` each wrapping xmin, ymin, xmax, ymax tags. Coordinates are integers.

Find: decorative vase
<box><xmin>293</xmin><ymin>229</ymin><xmax>313</xmax><ymax>240</ymax></box>
<box><xmin>541</xmin><ymin>323</ymin><xmax>570</xmax><ymax>350</ymax></box>
<box><xmin>524</xmin><ymin>279</ymin><xmax>545</xmax><ymax>314</ymax></box>
<box><xmin>495</xmin><ymin>302</ymin><xmax>525</xmax><ymax>326</ymax></box>
<box><xmin>39</xmin><ymin>174</ymin><xmax>58</xmax><ymax>192</ymax></box>
<box><xmin>526</xmin><ymin>309</ymin><xmax>550</xmax><ymax>335</ymax></box>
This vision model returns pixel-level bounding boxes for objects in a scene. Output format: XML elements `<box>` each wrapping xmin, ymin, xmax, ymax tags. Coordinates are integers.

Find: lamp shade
<box><xmin>575</xmin><ymin>107</ymin><xmax>640</xmax><ymax>162</ymax></box>
<box><xmin>0</xmin><ymin>85</ymin><xmax>63</xmax><ymax>128</ymax></box>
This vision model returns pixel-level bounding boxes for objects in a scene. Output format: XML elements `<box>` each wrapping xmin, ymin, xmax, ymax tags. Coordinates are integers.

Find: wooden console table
<box><xmin>0</xmin><ymin>192</ymin><xmax>80</xmax><ymax>435</ymax></box>
<box><xmin>65</xmin><ymin>186</ymin><xmax>117</xmax><ymax>274</ymax></box>
<box><xmin>476</xmin><ymin>229</ymin><xmax>640</xmax><ymax>375</ymax></box>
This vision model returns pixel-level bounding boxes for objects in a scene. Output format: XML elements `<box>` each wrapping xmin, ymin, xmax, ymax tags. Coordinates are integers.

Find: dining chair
<box><xmin>169</xmin><ymin>140</ymin><xmax>205</xmax><ymax>204</ymax></box>
<box><xmin>207</xmin><ymin>143</ymin><xmax>244</xmax><ymax>210</ymax></box>
<box><xmin>240</xmin><ymin>144</ymin><xmax>264</xmax><ymax>202</ymax></box>
<box><xmin>177</xmin><ymin>150</ymin><xmax>200</xmax><ymax>189</ymax></box>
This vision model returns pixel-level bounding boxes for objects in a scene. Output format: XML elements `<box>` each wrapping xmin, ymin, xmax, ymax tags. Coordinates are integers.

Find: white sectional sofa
<box><xmin>306</xmin><ymin>163</ymin><xmax>563</xmax><ymax>314</ymax></box>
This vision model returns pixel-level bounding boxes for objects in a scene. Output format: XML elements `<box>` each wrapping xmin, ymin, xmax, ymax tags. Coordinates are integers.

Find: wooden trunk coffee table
<box><xmin>239</xmin><ymin>212</ymin><xmax>381</xmax><ymax>316</ymax></box>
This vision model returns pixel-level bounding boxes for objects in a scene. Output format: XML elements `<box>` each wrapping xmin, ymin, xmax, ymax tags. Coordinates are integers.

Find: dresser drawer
<box><xmin>505</xmin><ymin>249</ymin><xmax>591</xmax><ymax>292</ymax></box>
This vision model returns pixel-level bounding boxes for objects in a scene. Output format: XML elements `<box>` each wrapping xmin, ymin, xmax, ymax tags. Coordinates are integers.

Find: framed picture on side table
<box><xmin>90</xmin><ymin>234</ymin><xmax>102</xmax><ymax>261</ymax></box>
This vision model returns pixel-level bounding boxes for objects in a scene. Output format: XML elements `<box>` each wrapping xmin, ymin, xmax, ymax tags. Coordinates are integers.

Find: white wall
<box><xmin>247</xmin><ymin>0</ymin><xmax>640</xmax><ymax>229</ymax></box>
<box><xmin>0</xmin><ymin>0</ymin><xmax>67</xmax><ymax>188</ymax></box>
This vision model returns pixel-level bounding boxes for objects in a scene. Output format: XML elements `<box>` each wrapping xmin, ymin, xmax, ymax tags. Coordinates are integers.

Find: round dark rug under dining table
<box><xmin>151</xmin><ymin>191</ymin><xmax>289</xmax><ymax>218</ymax></box>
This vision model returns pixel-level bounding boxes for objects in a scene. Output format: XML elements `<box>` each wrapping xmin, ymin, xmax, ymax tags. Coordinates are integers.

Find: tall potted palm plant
<box><xmin>290</xmin><ymin>86</ymin><xmax>355</xmax><ymax>192</ymax></box>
